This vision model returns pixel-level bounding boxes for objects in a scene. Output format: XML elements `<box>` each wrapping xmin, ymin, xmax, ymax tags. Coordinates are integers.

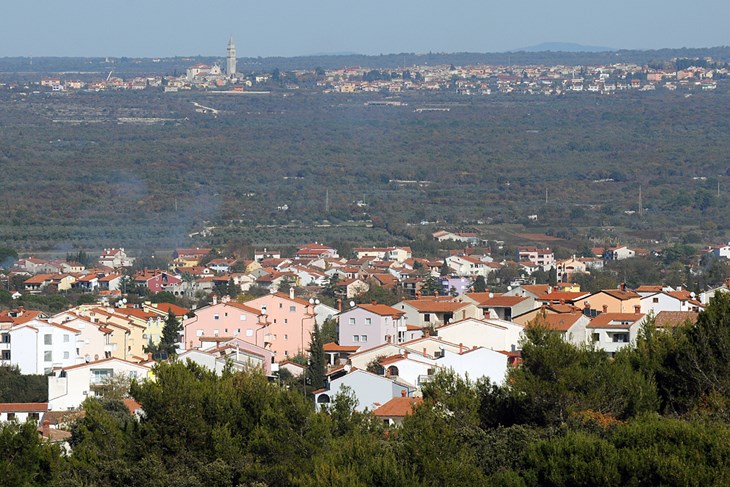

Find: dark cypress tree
<box><xmin>158</xmin><ymin>310</ymin><xmax>181</xmax><ymax>357</ymax></box>
<box><xmin>307</xmin><ymin>324</ymin><xmax>326</xmax><ymax>390</ymax></box>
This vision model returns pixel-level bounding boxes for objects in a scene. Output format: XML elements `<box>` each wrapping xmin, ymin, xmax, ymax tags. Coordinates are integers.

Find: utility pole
<box><xmin>545</xmin><ymin>186</ymin><xmax>548</xmax><ymax>204</ymax></box>
<box><xmin>325</xmin><ymin>188</ymin><xmax>329</xmax><ymax>213</ymax></box>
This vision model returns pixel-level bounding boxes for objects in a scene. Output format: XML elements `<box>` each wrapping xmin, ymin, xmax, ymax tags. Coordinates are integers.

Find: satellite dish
<box><xmin>349</xmin><ymin>301</ymin><xmax>356</xmax><ymax>308</ymax></box>
<box><xmin>261</xmin><ymin>309</ymin><xmax>267</xmax><ymax>315</ymax></box>
<box><xmin>507</xmin><ymin>286</ymin><xmax>512</xmax><ymax>291</ymax></box>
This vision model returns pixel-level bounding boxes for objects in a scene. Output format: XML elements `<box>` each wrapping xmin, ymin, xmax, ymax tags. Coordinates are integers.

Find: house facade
<box><xmin>338</xmin><ymin>303</ymin><xmax>406</xmax><ymax>351</ymax></box>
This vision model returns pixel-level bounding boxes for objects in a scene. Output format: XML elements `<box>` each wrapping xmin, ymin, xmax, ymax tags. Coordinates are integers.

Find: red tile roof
<box><xmin>0</xmin><ymin>402</ymin><xmax>48</xmax><ymax>412</ymax></box>
<box><xmin>357</xmin><ymin>303</ymin><xmax>405</xmax><ymax>317</ymax></box>
<box><xmin>587</xmin><ymin>313</ymin><xmax>645</xmax><ymax>329</ymax></box>
<box><xmin>372</xmin><ymin>396</ymin><xmax>423</xmax><ymax>418</ymax></box>
<box><xmin>323</xmin><ymin>342</ymin><xmax>360</xmax><ymax>353</ymax></box>
<box><xmin>654</xmin><ymin>311</ymin><xmax>699</xmax><ymax>329</ymax></box>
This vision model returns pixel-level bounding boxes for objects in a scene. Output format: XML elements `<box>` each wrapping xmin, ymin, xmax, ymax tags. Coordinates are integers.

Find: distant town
<box><xmin>1</xmin><ymin>38</ymin><xmax>724</xmax><ymax>97</ymax></box>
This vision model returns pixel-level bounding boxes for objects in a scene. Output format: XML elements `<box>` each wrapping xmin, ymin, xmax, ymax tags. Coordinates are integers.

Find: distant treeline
<box><xmin>1</xmin><ymin>46</ymin><xmax>730</xmax><ymax>77</ymax></box>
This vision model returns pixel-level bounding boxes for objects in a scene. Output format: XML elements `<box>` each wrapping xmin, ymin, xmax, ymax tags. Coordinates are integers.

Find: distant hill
<box><xmin>511</xmin><ymin>42</ymin><xmax>616</xmax><ymax>53</ymax></box>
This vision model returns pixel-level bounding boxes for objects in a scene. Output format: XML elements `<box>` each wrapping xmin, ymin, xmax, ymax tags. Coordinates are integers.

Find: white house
<box><xmin>435</xmin><ymin>347</ymin><xmax>509</xmax><ymax>385</ymax></box>
<box><xmin>586</xmin><ymin>313</ymin><xmax>646</xmax><ymax>357</ymax></box>
<box><xmin>8</xmin><ymin>320</ymin><xmax>80</xmax><ymax>375</ymax></box>
<box><xmin>313</xmin><ymin>368</ymin><xmax>416</xmax><ymax>412</ymax></box>
<box><xmin>436</xmin><ymin>317</ymin><xmax>524</xmax><ymax>352</ymax></box>
<box><xmin>48</xmin><ymin>358</ymin><xmax>151</xmax><ymax>411</ymax></box>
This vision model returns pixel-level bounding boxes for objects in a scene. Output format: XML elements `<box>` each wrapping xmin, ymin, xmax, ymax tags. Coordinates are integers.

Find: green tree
<box><xmin>307</xmin><ymin>324</ymin><xmax>326</xmax><ymax>390</ymax></box>
<box><xmin>320</xmin><ymin>317</ymin><xmax>339</xmax><ymax>344</ymax></box>
<box><xmin>157</xmin><ymin>311</ymin><xmax>181</xmax><ymax>357</ymax></box>
<box><xmin>0</xmin><ymin>421</ymin><xmax>61</xmax><ymax>486</ymax></box>
<box><xmin>472</xmin><ymin>275</ymin><xmax>487</xmax><ymax>292</ymax></box>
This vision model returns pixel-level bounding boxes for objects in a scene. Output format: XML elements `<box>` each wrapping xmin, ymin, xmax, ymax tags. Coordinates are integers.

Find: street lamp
<box><xmin>301</xmin><ymin>298</ymin><xmax>320</xmax><ymax>356</ymax></box>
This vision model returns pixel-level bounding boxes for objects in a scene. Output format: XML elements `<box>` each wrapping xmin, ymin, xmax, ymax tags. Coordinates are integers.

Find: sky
<box><xmin>2</xmin><ymin>1</ymin><xmax>728</xmax><ymax>58</ymax></box>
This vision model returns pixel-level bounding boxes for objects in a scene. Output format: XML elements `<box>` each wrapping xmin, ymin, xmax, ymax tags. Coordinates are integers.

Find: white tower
<box><xmin>226</xmin><ymin>36</ymin><xmax>237</xmax><ymax>77</ymax></box>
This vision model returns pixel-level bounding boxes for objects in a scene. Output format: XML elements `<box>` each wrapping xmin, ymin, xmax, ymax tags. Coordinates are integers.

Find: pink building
<box><xmin>183</xmin><ymin>300</ymin><xmax>263</xmax><ymax>350</ymax></box>
<box><xmin>247</xmin><ymin>290</ymin><xmax>318</xmax><ymax>360</ymax></box>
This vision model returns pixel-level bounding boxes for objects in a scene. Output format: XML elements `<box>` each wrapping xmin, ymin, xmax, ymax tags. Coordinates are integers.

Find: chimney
<box><xmin>371</xmin><ymin>300</ymin><xmax>377</xmax><ymax>305</ymax></box>
<box><xmin>459</xmin><ymin>343</ymin><xmax>463</xmax><ymax>353</ymax></box>
<box><xmin>634</xmin><ymin>305</ymin><xmax>641</xmax><ymax>314</ymax></box>
<box><xmin>462</xmin><ymin>310</ymin><xmax>466</xmax><ymax>319</ymax></box>
<box><xmin>602</xmin><ymin>305</ymin><xmax>608</xmax><ymax>313</ymax></box>
<box><xmin>423</xmin><ymin>328</ymin><xmax>430</xmax><ymax>337</ymax></box>
<box><xmin>423</xmin><ymin>347</ymin><xmax>427</xmax><ymax>355</ymax></box>
<box><xmin>620</xmin><ymin>282</ymin><xmax>626</xmax><ymax>292</ymax></box>
<box><xmin>337</xmin><ymin>298</ymin><xmax>342</xmax><ymax>312</ymax></box>
<box><xmin>386</xmin><ymin>335</ymin><xmax>392</xmax><ymax>344</ymax></box>
<box><xmin>212</xmin><ymin>295</ymin><xmax>218</xmax><ymax>305</ymax></box>
<box><xmin>147</xmin><ymin>352</ymin><xmax>152</xmax><ymax>361</ymax></box>
<box><xmin>41</xmin><ymin>420</ymin><xmax>51</xmax><ymax>439</ymax></box>
<box><xmin>401</xmin><ymin>389</ymin><xmax>407</xmax><ymax>397</ymax></box>
<box><xmin>289</xmin><ymin>287</ymin><xmax>295</xmax><ymax>300</ymax></box>
<box><xmin>404</xmin><ymin>351</ymin><xmax>409</xmax><ymax>358</ymax></box>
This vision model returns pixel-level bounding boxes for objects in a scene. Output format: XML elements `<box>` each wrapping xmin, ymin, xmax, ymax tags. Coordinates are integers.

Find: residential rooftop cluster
<box><xmin>2</xmin><ymin>230</ymin><xmax>729</xmax><ymax>436</ymax></box>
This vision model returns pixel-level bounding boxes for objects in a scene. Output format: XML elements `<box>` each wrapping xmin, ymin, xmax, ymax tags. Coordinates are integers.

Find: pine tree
<box><xmin>307</xmin><ymin>324</ymin><xmax>326</xmax><ymax>390</ymax></box>
<box><xmin>158</xmin><ymin>310</ymin><xmax>181</xmax><ymax>357</ymax></box>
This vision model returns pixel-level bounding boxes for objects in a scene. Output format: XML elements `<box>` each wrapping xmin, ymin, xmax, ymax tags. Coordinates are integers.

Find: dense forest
<box><xmin>1</xmin><ymin>84</ymin><xmax>729</xmax><ymax>252</ymax></box>
<box><xmin>3</xmin><ymin>293</ymin><xmax>730</xmax><ymax>486</ymax></box>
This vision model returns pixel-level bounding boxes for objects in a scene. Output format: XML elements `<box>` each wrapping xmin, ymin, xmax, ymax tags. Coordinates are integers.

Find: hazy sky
<box><xmin>2</xmin><ymin>1</ymin><xmax>728</xmax><ymax>57</ymax></box>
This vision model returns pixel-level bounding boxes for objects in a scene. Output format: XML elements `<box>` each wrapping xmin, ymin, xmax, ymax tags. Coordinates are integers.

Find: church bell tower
<box><xmin>226</xmin><ymin>36</ymin><xmax>237</xmax><ymax>77</ymax></box>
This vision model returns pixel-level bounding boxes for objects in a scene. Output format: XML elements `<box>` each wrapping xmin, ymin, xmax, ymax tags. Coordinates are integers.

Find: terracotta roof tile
<box><xmin>372</xmin><ymin>396</ymin><xmax>423</xmax><ymax>418</ymax></box>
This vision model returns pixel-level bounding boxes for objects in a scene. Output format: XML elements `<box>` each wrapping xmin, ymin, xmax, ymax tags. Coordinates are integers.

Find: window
<box><xmin>246</xmin><ymin>329</ymin><xmax>253</xmax><ymax>337</ymax></box>
<box><xmin>6</xmin><ymin>412</ymin><xmax>15</xmax><ymax>421</ymax></box>
<box><xmin>1</xmin><ymin>350</ymin><xmax>10</xmax><ymax>360</ymax></box>
<box><xmin>289</xmin><ymin>306</ymin><xmax>296</xmax><ymax>312</ymax></box>
<box><xmin>1</xmin><ymin>333</ymin><xmax>9</xmax><ymax>344</ymax></box>
<box><xmin>224</xmin><ymin>328</ymin><xmax>228</xmax><ymax>333</ymax></box>
<box><xmin>424</xmin><ymin>314</ymin><xmax>430</xmax><ymax>322</ymax></box>
<box><xmin>349</xmin><ymin>318</ymin><xmax>355</xmax><ymax>325</ymax></box>
<box><xmin>284</xmin><ymin>319</ymin><xmax>288</xmax><ymax>324</ymax></box>
<box><xmin>214</xmin><ymin>314</ymin><xmax>220</xmax><ymax>320</ymax></box>
<box><xmin>279</xmin><ymin>303</ymin><xmax>283</xmax><ymax>309</ymax></box>
<box><xmin>44</xmin><ymin>334</ymin><xmax>52</xmax><ymax>345</ymax></box>
<box><xmin>240</xmin><ymin>314</ymin><xmax>247</xmax><ymax>321</ymax></box>
<box><xmin>44</xmin><ymin>351</ymin><xmax>52</xmax><ymax>362</ymax></box>
<box><xmin>63</xmin><ymin>334</ymin><xmax>70</xmax><ymax>343</ymax></box>
<box><xmin>592</xmin><ymin>333</ymin><xmax>600</xmax><ymax>342</ymax></box>
<box><xmin>612</xmin><ymin>333</ymin><xmax>630</xmax><ymax>343</ymax></box>
<box><xmin>213</xmin><ymin>329</ymin><xmax>219</xmax><ymax>336</ymax></box>
<box><xmin>224</xmin><ymin>312</ymin><xmax>228</xmax><ymax>317</ymax></box>
<box><xmin>652</xmin><ymin>297</ymin><xmax>659</xmax><ymax>303</ymax></box>
<box><xmin>63</xmin><ymin>351</ymin><xmax>69</xmax><ymax>359</ymax></box>
<box><xmin>365</xmin><ymin>318</ymin><xmax>372</xmax><ymax>326</ymax></box>
<box><xmin>28</xmin><ymin>412</ymin><xmax>39</xmax><ymax>421</ymax></box>
<box><xmin>129</xmin><ymin>371</ymin><xmax>138</xmax><ymax>379</ymax></box>
<box><xmin>361</xmin><ymin>335</ymin><xmax>368</xmax><ymax>342</ymax></box>
<box><xmin>196</xmin><ymin>329</ymin><xmax>204</xmax><ymax>337</ymax></box>
<box><xmin>353</xmin><ymin>335</ymin><xmax>360</xmax><ymax>342</ymax></box>
<box><xmin>284</xmin><ymin>334</ymin><xmax>288</xmax><ymax>340</ymax></box>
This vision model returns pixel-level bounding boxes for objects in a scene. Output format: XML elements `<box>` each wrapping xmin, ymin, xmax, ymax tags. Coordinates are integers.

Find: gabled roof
<box><xmin>600</xmin><ymin>289</ymin><xmax>641</xmax><ymax>300</ymax></box>
<box><xmin>479</xmin><ymin>295</ymin><xmax>530</xmax><ymax>308</ymax></box>
<box><xmin>148</xmin><ymin>302</ymin><xmax>189</xmax><ymax>317</ymax></box>
<box><xmin>529</xmin><ymin>312</ymin><xmax>585</xmax><ymax>332</ymax></box>
<box><xmin>372</xmin><ymin>396</ymin><xmax>423</xmax><ymax>418</ymax></box>
<box><xmin>654</xmin><ymin>311</ymin><xmax>699</xmax><ymax>329</ymax></box>
<box><xmin>400</xmin><ymin>300</ymin><xmax>471</xmax><ymax>313</ymax></box>
<box><xmin>323</xmin><ymin>342</ymin><xmax>360</xmax><ymax>353</ymax></box>
<box><xmin>0</xmin><ymin>402</ymin><xmax>48</xmax><ymax>412</ymax></box>
<box><xmin>356</xmin><ymin>303</ymin><xmax>405</xmax><ymax>317</ymax></box>
<box><xmin>587</xmin><ymin>313</ymin><xmax>645</xmax><ymax>329</ymax></box>
<box><xmin>61</xmin><ymin>357</ymin><xmax>151</xmax><ymax>371</ymax></box>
